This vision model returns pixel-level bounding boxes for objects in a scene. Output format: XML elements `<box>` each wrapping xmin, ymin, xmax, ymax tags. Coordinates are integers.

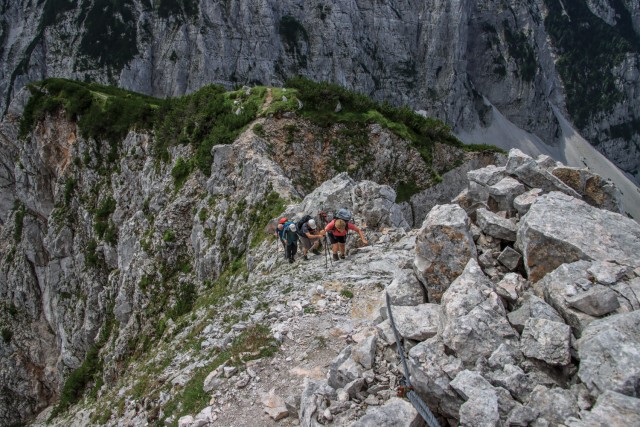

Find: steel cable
<box><xmin>386</xmin><ymin>292</ymin><xmax>441</xmax><ymax>427</ymax></box>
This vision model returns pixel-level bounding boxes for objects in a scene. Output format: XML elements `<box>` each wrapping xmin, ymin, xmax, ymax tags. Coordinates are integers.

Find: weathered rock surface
<box><xmin>350</xmin><ymin>397</ymin><xmax>421</xmax><ymax>427</ymax></box>
<box><xmin>518</xmin><ymin>192</ymin><xmax>640</xmax><ymax>282</ymax></box>
<box><xmin>389</xmin><ymin>304</ymin><xmax>441</xmax><ymax>341</ymax></box>
<box><xmin>413</xmin><ymin>204</ymin><xmax>477</xmax><ymax>302</ymax></box>
<box><xmin>520</xmin><ymin>318</ymin><xmax>572</xmax><ymax>366</ymax></box>
<box><xmin>576</xmin><ymin>311</ymin><xmax>640</xmax><ymax>398</ymax></box>
<box><xmin>440</xmin><ymin>259</ymin><xmax>519</xmax><ymax>364</ymax></box>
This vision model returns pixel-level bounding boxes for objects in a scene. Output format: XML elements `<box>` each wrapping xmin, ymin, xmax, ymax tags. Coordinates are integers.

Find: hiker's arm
<box><xmin>353</xmin><ymin>225</ymin><xmax>368</xmax><ymax>245</ymax></box>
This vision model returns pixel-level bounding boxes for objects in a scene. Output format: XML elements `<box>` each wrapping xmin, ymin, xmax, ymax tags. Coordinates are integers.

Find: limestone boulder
<box><xmin>535</xmin><ymin>261</ymin><xmax>599</xmax><ymax>336</ymax></box>
<box><xmin>487</xmin><ymin>177</ymin><xmax>526</xmax><ymax>213</ymax></box>
<box><xmin>513</xmin><ymin>188</ymin><xmax>543</xmax><ymax>216</ymax></box>
<box><xmin>566</xmin><ymin>390</ymin><xmax>640</xmax><ymax>427</ymax></box>
<box><xmin>524</xmin><ymin>385</ymin><xmax>580</xmax><ymax>425</ymax></box>
<box><xmin>566</xmin><ymin>284</ymin><xmax>620</xmax><ymax>317</ymax></box>
<box><xmin>507</xmin><ymin>293</ymin><xmax>564</xmax><ymax>334</ymax></box>
<box><xmin>505</xmin><ymin>149</ymin><xmax>581</xmax><ymax>199</ymax></box>
<box><xmin>385</xmin><ymin>269</ymin><xmax>426</xmax><ymax>306</ymax></box>
<box><xmin>351</xmin><ymin>180</ymin><xmax>410</xmax><ymax>229</ymax></box>
<box><xmin>389</xmin><ymin>304</ymin><xmax>441</xmax><ymax>341</ymax></box>
<box><xmin>414</xmin><ymin>204</ymin><xmax>477</xmax><ymax>302</ymax></box>
<box><xmin>440</xmin><ymin>259</ymin><xmax>519</xmax><ymax>364</ymax></box>
<box><xmin>286</xmin><ymin>172</ymin><xmax>355</xmax><ymax>219</ymax></box>
<box><xmin>476</xmin><ymin>208</ymin><xmax>517</xmax><ymax>241</ymax></box>
<box><xmin>350</xmin><ymin>397</ymin><xmax>422</xmax><ymax>427</ymax></box>
<box><xmin>517</xmin><ymin>192</ymin><xmax>640</xmax><ymax>282</ymax></box>
<box><xmin>520</xmin><ymin>318</ymin><xmax>572</xmax><ymax>366</ymax></box>
<box><xmin>408</xmin><ymin>337</ymin><xmax>465</xmax><ymax>419</ymax></box>
<box><xmin>576</xmin><ymin>311</ymin><xmax>640</xmax><ymax>398</ymax></box>
<box><xmin>328</xmin><ymin>346</ymin><xmax>364</xmax><ymax>389</ymax></box>
<box><xmin>552</xmin><ymin>166</ymin><xmax>622</xmax><ymax>213</ymax></box>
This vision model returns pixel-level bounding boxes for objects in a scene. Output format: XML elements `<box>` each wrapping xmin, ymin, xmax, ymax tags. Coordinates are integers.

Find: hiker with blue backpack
<box><xmin>282</xmin><ymin>222</ymin><xmax>300</xmax><ymax>263</ymax></box>
<box><xmin>324</xmin><ymin>209</ymin><xmax>368</xmax><ymax>260</ymax></box>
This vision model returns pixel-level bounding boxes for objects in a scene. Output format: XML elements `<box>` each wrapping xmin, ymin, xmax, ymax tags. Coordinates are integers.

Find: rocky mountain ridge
<box><xmin>1</xmin><ymin>0</ymin><xmax>639</xmax><ymax>184</ymax></box>
<box><xmin>0</xmin><ymin>76</ymin><xmax>638</xmax><ymax>426</ymax></box>
<box><xmin>24</xmin><ymin>149</ymin><xmax>640</xmax><ymax>427</ymax></box>
<box><xmin>0</xmin><ymin>79</ymin><xmax>501</xmax><ymax>425</ymax></box>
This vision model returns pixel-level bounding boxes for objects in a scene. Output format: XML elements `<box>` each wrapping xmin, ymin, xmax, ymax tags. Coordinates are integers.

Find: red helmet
<box><xmin>279</xmin><ymin>217</ymin><xmax>287</xmax><ymax>224</ymax></box>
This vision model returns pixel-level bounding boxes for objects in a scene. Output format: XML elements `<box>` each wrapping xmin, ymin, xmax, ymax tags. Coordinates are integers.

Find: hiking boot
<box><xmin>303</xmin><ymin>255</ymin><xmax>309</xmax><ymax>261</ymax></box>
<box><xmin>311</xmin><ymin>248</ymin><xmax>320</xmax><ymax>255</ymax></box>
<box><xmin>333</xmin><ymin>253</ymin><xmax>339</xmax><ymax>261</ymax></box>
<box><xmin>288</xmin><ymin>258</ymin><xmax>294</xmax><ymax>264</ymax></box>
<box><xmin>340</xmin><ymin>254</ymin><xmax>346</xmax><ymax>259</ymax></box>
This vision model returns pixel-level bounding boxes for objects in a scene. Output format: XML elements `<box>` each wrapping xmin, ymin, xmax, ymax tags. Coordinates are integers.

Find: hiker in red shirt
<box><xmin>324</xmin><ymin>218</ymin><xmax>368</xmax><ymax>260</ymax></box>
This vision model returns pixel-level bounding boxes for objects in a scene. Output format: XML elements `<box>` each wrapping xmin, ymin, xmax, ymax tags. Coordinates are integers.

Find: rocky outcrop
<box><xmin>519</xmin><ymin>192</ymin><xmax>640</xmax><ymax>282</ymax></box>
<box><xmin>413</xmin><ymin>204</ymin><xmax>477</xmax><ymax>302</ymax></box>
<box><xmin>302</xmin><ymin>148</ymin><xmax>640</xmax><ymax>426</ymax></box>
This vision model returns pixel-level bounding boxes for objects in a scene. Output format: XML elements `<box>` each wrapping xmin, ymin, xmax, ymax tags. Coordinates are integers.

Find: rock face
<box><xmin>413</xmin><ymin>204</ymin><xmax>477</xmax><ymax>302</ymax></box>
<box><xmin>2</xmin><ymin>0</ymin><xmax>640</xmax><ymax>184</ymax></box>
<box><xmin>518</xmin><ymin>191</ymin><xmax>640</xmax><ymax>282</ymax></box>
<box><xmin>315</xmin><ymin>148</ymin><xmax>639</xmax><ymax>427</ymax></box>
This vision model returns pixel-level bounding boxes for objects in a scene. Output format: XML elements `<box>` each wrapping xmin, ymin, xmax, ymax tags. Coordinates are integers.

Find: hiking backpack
<box><xmin>335</xmin><ymin>208</ymin><xmax>352</xmax><ymax>222</ymax></box>
<box><xmin>296</xmin><ymin>214</ymin><xmax>313</xmax><ymax>236</ymax></box>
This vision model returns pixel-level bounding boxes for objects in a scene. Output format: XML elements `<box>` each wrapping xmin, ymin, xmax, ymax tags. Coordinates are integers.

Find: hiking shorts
<box><xmin>327</xmin><ymin>232</ymin><xmax>346</xmax><ymax>244</ymax></box>
<box><xmin>300</xmin><ymin>235</ymin><xmax>314</xmax><ymax>250</ymax></box>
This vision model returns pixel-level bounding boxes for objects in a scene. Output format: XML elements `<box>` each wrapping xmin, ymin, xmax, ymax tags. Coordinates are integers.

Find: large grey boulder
<box><xmin>566</xmin><ymin>390</ymin><xmax>640</xmax><ymax>427</ymax></box>
<box><xmin>450</xmin><ymin>370</ymin><xmax>516</xmax><ymax>427</ymax></box>
<box><xmin>440</xmin><ymin>259</ymin><xmax>519</xmax><ymax>364</ymax></box>
<box><xmin>389</xmin><ymin>304</ymin><xmax>441</xmax><ymax>341</ymax></box>
<box><xmin>534</xmin><ymin>261</ymin><xmax>621</xmax><ymax>336</ymax></box>
<box><xmin>505</xmin><ymin>149</ymin><xmax>581</xmax><ymax>199</ymax></box>
<box><xmin>488</xmin><ymin>363</ymin><xmax>535</xmax><ymax>403</ymax></box>
<box><xmin>476</xmin><ymin>208</ymin><xmax>517</xmax><ymax>241</ymax></box>
<box><xmin>520</xmin><ymin>318</ymin><xmax>572</xmax><ymax>366</ymax></box>
<box><xmin>350</xmin><ymin>397</ymin><xmax>421</xmax><ymax>427</ymax></box>
<box><xmin>414</xmin><ymin>204</ymin><xmax>477</xmax><ymax>303</ymax></box>
<box><xmin>286</xmin><ymin>172</ymin><xmax>355</xmax><ymax>219</ymax></box>
<box><xmin>328</xmin><ymin>345</ymin><xmax>364</xmax><ymax>389</ymax></box>
<box><xmin>351</xmin><ymin>180</ymin><xmax>410</xmax><ymax>229</ymax></box>
<box><xmin>408</xmin><ymin>337</ymin><xmax>465</xmax><ymax>419</ymax></box>
<box><xmin>299</xmin><ymin>378</ymin><xmax>337</xmax><ymax>427</ymax></box>
<box><xmin>525</xmin><ymin>385</ymin><xmax>580</xmax><ymax>425</ymax></box>
<box><xmin>552</xmin><ymin>166</ymin><xmax>622</xmax><ymax>213</ymax></box>
<box><xmin>507</xmin><ymin>293</ymin><xmax>564</xmax><ymax>334</ymax></box>
<box><xmin>385</xmin><ymin>269</ymin><xmax>426</xmax><ymax>306</ymax></box>
<box><xmin>351</xmin><ymin>334</ymin><xmax>377</xmax><ymax>370</ymax></box>
<box><xmin>468</xmin><ymin>165</ymin><xmax>507</xmax><ymax>187</ymax></box>
<box><xmin>518</xmin><ymin>192</ymin><xmax>640</xmax><ymax>282</ymax></box>
<box><xmin>576</xmin><ymin>311</ymin><xmax>640</xmax><ymax>398</ymax></box>
<box><xmin>487</xmin><ymin>177</ymin><xmax>526</xmax><ymax>213</ymax></box>
<box><xmin>513</xmin><ymin>188</ymin><xmax>543</xmax><ymax>216</ymax></box>
<box><xmin>566</xmin><ymin>285</ymin><xmax>620</xmax><ymax>317</ymax></box>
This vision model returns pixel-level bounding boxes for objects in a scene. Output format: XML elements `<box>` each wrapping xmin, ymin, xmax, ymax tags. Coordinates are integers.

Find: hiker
<box><xmin>299</xmin><ymin>218</ymin><xmax>326</xmax><ymax>261</ymax></box>
<box><xmin>283</xmin><ymin>223</ymin><xmax>299</xmax><ymax>263</ymax></box>
<box><xmin>324</xmin><ymin>217</ymin><xmax>368</xmax><ymax>260</ymax></box>
<box><xmin>276</xmin><ymin>217</ymin><xmax>289</xmax><ymax>255</ymax></box>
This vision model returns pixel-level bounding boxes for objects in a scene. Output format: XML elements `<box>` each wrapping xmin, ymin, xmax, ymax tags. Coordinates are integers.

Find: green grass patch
<box><xmin>284</xmin><ymin>77</ymin><xmax>461</xmax><ymax>164</ymax></box>
<box><xmin>171</xmin><ymin>157</ymin><xmax>193</xmax><ymax>190</ymax></box>
<box><xmin>13</xmin><ymin>201</ymin><xmax>26</xmax><ymax>243</ymax></box>
<box><xmin>340</xmin><ymin>289</ymin><xmax>354</xmax><ymax>299</ymax></box>
<box><xmin>396</xmin><ymin>180</ymin><xmax>422</xmax><ymax>203</ymax></box>
<box><xmin>19</xmin><ymin>79</ymin><xmax>158</xmax><ymax>152</ymax></box>
<box><xmin>248</xmin><ymin>191</ymin><xmax>287</xmax><ymax>247</ymax></box>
